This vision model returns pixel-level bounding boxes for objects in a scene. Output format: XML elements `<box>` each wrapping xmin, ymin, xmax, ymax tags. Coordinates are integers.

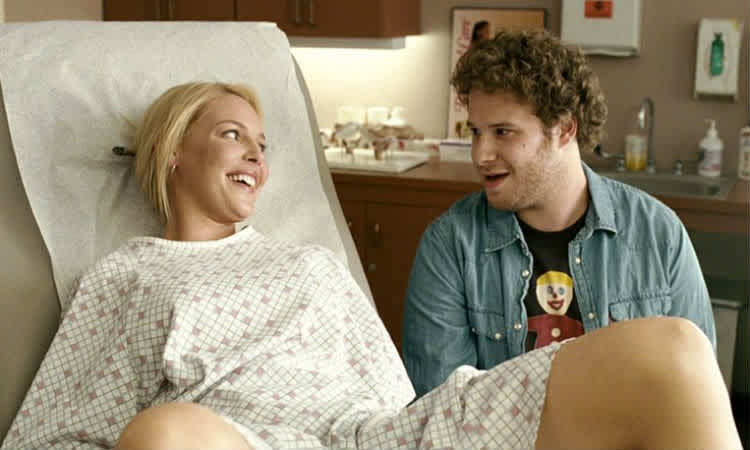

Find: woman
<box><xmin>3</xmin><ymin>82</ymin><xmax>741</xmax><ymax>450</ymax></box>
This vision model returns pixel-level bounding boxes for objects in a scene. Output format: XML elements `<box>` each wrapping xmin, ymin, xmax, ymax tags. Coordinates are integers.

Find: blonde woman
<box><xmin>2</xmin><ymin>82</ymin><xmax>740</xmax><ymax>450</ymax></box>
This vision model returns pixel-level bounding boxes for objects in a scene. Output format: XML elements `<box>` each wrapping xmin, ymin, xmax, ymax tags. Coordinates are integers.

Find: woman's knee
<box><xmin>610</xmin><ymin>317</ymin><xmax>714</xmax><ymax>375</ymax></box>
<box><xmin>115</xmin><ymin>402</ymin><xmax>251</xmax><ymax>450</ymax></box>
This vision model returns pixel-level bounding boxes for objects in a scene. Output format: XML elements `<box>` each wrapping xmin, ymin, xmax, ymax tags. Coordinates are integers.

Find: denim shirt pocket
<box><xmin>467</xmin><ymin>310</ymin><xmax>509</xmax><ymax>369</ymax></box>
<box><xmin>609</xmin><ymin>295</ymin><xmax>672</xmax><ymax>323</ymax></box>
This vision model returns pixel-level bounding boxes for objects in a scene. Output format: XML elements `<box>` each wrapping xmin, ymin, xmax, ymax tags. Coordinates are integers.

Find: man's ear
<box><xmin>557</xmin><ymin>115</ymin><xmax>578</xmax><ymax>148</ymax></box>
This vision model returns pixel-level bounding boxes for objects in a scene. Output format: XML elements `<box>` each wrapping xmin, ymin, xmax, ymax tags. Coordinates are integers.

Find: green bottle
<box><xmin>710</xmin><ymin>32</ymin><xmax>724</xmax><ymax>77</ymax></box>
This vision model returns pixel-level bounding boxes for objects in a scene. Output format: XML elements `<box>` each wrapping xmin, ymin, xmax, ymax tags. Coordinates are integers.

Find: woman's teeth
<box><xmin>228</xmin><ymin>174</ymin><xmax>256</xmax><ymax>187</ymax></box>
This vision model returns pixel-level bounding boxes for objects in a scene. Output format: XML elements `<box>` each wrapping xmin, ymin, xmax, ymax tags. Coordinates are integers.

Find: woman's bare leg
<box><xmin>536</xmin><ymin>317</ymin><xmax>741</xmax><ymax>450</ymax></box>
<box><xmin>114</xmin><ymin>402</ymin><xmax>252</xmax><ymax>450</ymax></box>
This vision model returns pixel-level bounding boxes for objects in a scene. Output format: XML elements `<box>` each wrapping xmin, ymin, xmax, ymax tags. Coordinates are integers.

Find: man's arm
<box><xmin>402</xmin><ymin>220</ymin><xmax>477</xmax><ymax>398</ymax></box>
<box><xmin>666</xmin><ymin>219</ymin><xmax>717</xmax><ymax>352</ymax></box>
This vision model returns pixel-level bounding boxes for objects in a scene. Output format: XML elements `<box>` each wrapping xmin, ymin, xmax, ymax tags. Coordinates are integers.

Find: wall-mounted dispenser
<box><xmin>694</xmin><ymin>18</ymin><xmax>744</xmax><ymax>100</ymax></box>
<box><xmin>561</xmin><ymin>0</ymin><xmax>642</xmax><ymax>57</ymax></box>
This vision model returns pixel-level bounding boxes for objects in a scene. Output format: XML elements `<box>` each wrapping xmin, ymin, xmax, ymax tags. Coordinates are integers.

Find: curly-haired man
<box><xmin>402</xmin><ymin>29</ymin><xmax>716</xmax><ymax>397</ymax></box>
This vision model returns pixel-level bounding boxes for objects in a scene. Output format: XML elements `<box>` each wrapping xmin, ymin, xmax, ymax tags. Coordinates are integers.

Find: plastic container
<box><xmin>624</xmin><ymin>108</ymin><xmax>647</xmax><ymax>171</ymax></box>
<box><xmin>698</xmin><ymin>119</ymin><xmax>723</xmax><ymax>177</ymax></box>
<box><xmin>738</xmin><ymin>126</ymin><xmax>750</xmax><ymax>180</ymax></box>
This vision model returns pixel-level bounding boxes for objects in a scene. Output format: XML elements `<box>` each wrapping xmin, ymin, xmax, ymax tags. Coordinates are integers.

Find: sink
<box><xmin>598</xmin><ymin>171</ymin><xmax>735</xmax><ymax>199</ymax></box>
<box><xmin>325</xmin><ymin>147</ymin><xmax>429</xmax><ymax>173</ymax></box>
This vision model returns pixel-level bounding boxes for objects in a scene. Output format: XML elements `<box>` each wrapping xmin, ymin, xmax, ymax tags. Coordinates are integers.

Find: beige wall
<box><xmin>4</xmin><ymin>0</ymin><xmax>100</xmax><ymax>21</ymax></box>
<box><xmin>293</xmin><ymin>0</ymin><xmax>750</xmax><ymax>175</ymax></box>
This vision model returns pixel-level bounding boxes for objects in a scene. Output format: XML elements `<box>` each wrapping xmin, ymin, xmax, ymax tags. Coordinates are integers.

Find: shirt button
<box><xmin>494</xmin><ymin>332</ymin><xmax>502</xmax><ymax>340</ymax></box>
<box><xmin>575</xmin><ymin>257</ymin><xmax>582</xmax><ymax>265</ymax></box>
<box><xmin>514</xmin><ymin>323</ymin><xmax>522</xmax><ymax>331</ymax></box>
<box><xmin>587</xmin><ymin>312</ymin><xmax>595</xmax><ymax>320</ymax></box>
<box><xmin>551</xmin><ymin>328</ymin><xmax>561</xmax><ymax>338</ymax></box>
<box><xmin>521</xmin><ymin>269</ymin><xmax>530</xmax><ymax>278</ymax></box>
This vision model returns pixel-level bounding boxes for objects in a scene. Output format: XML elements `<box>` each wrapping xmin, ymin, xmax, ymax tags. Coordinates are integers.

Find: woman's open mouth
<box><xmin>228</xmin><ymin>174</ymin><xmax>257</xmax><ymax>192</ymax></box>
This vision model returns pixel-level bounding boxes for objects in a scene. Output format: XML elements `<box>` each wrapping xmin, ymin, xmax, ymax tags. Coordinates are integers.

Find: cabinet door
<box><xmin>299</xmin><ymin>0</ymin><xmax>419</xmax><ymax>38</ymax></box>
<box><xmin>103</xmin><ymin>0</ymin><xmax>162</xmax><ymax>20</ymax></box>
<box><xmin>338</xmin><ymin>199</ymin><xmax>366</xmax><ymax>264</ymax></box>
<box><xmin>237</xmin><ymin>0</ymin><xmax>419</xmax><ymax>38</ymax></box>
<box><xmin>168</xmin><ymin>0</ymin><xmax>235</xmax><ymax>20</ymax></box>
<box><xmin>365</xmin><ymin>203</ymin><xmax>444</xmax><ymax>352</ymax></box>
<box><xmin>236</xmin><ymin>0</ymin><xmax>307</xmax><ymax>35</ymax></box>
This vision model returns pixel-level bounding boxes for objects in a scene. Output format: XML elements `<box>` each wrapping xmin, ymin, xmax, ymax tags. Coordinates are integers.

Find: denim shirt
<box><xmin>402</xmin><ymin>164</ymin><xmax>717</xmax><ymax>397</ymax></box>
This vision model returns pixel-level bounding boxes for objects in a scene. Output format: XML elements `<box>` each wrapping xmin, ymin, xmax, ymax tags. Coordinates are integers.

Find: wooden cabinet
<box><xmin>331</xmin><ymin>161</ymin><xmax>480</xmax><ymax>351</ymax></box>
<box><xmin>103</xmin><ymin>0</ymin><xmax>163</xmax><ymax>21</ymax></box>
<box><xmin>169</xmin><ymin>0</ymin><xmax>235</xmax><ymax>21</ymax></box>
<box><xmin>236</xmin><ymin>0</ymin><xmax>420</xmax><ymax>38</ymax></box>
<box><xmin>104</xmin><ymin>0</ymin><xmax>421</xmax><ymax>38</ymax></box>
<box><xmin>104</xmin><ymin>0</ymin><xmax>235</xmax><ymax>21</ymax></box>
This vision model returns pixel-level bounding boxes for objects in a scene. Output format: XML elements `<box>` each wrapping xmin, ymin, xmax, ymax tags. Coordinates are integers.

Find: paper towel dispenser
<box><xmin>561</xmin><ymin>0</ymin><xmax>642</xmax><ymax>57</ymax></box>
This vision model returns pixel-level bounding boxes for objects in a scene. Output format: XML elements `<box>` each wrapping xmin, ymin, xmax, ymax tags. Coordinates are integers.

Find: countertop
<box><xmin>331</xmin><ymin>160</ymin><xmax>750</xmax><ymax>234</ymax></box>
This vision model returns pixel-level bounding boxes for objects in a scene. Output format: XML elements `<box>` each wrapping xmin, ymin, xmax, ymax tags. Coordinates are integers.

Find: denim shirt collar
<box><xmin>484</xmin><ymin>162</ymin><xmax>617</xmax><ymax>252</ymax></box>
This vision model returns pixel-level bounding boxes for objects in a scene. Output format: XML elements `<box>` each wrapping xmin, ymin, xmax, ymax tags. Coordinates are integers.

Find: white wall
<box><xmin>291</xmin><ymin>0</ymin><xmax>559</xmax><ymax>139</ymax></box>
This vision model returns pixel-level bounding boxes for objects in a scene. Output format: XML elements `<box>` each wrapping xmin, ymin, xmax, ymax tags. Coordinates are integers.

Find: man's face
<box><xmin>467</xmin><ymin>89</ymin><xmax>565</xmax><ymax>213</ymax></box>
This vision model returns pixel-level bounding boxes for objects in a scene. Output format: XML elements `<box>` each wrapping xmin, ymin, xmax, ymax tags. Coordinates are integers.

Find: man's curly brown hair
<box><xmin>451</xmin><ymin>28</ymin><xmax>607</xmax><ymax>152</ymax></box>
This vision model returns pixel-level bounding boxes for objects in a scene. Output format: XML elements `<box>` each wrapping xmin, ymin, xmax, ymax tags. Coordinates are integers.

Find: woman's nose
<box><xmin>243</xmin><ymin>140</ymin><xmax>263</xmax><ymax>162</ymax></box>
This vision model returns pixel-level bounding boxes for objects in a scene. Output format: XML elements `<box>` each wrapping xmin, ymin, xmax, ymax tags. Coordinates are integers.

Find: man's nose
<box><xmin>473</xmin><ymin>134</ymin><xmax>496</xmax><ymax>165</ymax></box>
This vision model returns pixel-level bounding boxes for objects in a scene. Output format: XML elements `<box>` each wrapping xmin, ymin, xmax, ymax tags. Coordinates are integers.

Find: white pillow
<box><xmin>0</xmin><ymin>21</ymin><xmax>348</xmax><ymax>312</ymax></box>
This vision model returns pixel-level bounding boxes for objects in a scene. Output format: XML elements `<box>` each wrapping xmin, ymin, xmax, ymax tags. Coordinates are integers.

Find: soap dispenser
<box><xmin>698</xmin><ymin>119</ymin><xmax>723</xmax><ymax>177</ymax></box>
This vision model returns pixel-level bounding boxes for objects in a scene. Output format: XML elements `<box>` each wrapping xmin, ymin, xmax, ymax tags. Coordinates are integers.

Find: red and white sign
<box><xmin>585</xmin><ymin>1</ymin><xmax>613</xmax><ymax>19</ymax></box>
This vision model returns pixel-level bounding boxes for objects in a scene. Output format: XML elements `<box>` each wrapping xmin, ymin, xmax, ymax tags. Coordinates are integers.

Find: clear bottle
<box><xmin>624</xmin><ymin>108</ymin><xmax>647</xmax><ymax>171</ymax></box>
<box><xmin>698</xmin><ymin>119</ymin><xmax>723</xmax><ymax>177</ymax></box>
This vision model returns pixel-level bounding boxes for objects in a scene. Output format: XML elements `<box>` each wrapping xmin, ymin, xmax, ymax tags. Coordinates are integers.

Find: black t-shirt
<box><xmin>519</xmin><ymin>213</ymin><xmax>586</xmax><ymax>351</ymax></box>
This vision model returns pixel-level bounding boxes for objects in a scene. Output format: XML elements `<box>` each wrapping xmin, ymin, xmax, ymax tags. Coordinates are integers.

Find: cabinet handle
<box><xmin>370</xmin><ymin>223</ymin><xmax>381</xmax><ymax>248</ymax></box>
<box><xmin>295</xmin><ymin>0</ymin><xmax>303</xmax><ymax>24</ymax></box>
<box><xmin>308</xmin><ymin>0</ymin><xmax>316</xmax><ymax>25</ymax></box>
<box><xmin>368</xmin><ymin>263</ymin><xmax>377</xmax><ymax>272</ymax></box>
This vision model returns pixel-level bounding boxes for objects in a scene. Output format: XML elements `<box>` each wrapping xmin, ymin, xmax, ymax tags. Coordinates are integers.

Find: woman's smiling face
<box><xmin>169</xmin><ymin>93</ymin><xmax>269</xmax><ymax>232</ymax></box>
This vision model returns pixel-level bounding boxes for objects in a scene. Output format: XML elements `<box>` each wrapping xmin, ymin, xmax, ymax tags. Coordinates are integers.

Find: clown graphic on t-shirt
<box><xmin>527</xmin><ymin>270</ymin><xmax>584</xmax><ymax>349</ymax></box>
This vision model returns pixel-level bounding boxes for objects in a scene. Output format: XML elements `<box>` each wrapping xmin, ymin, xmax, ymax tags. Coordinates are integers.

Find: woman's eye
<box><xmin>259</xmin><ymin>143</ymin><xmax>267</xmax><ymax>153</ymax></box>
<box><xmin>223</xmin><ymin>129</ymin><xmax>240</xmax><ymax>141</ymax></box>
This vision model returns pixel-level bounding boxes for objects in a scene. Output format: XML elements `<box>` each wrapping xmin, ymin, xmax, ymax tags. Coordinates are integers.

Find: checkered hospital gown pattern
<box><xmin>2</xmin><ymin>226</ymin><xmax>560</xmax><ymax>449</ymax></box>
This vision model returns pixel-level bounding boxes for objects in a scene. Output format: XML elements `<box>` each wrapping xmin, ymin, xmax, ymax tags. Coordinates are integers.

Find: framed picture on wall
<box><xmin>448</xmin><ymin>8</ymin><xmax>548</xmax><ymax>139</ymax></box>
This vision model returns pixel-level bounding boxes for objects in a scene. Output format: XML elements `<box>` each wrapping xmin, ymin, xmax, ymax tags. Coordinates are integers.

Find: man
<box><xmin>402</xmin><ymin>29</ymin><xmax>716</xmax><ymax>397</ymax></box>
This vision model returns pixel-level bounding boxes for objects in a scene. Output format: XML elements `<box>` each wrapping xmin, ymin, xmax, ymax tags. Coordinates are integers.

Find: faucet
<box><xmin>638</xmin><ymin>97</ymin><xmax>656</xmax><ymax>173</ymax></box>
<box><xmin>593</xmin><ymin>144</ymin><xmax>626</xmax><ymax>172</ymax></box>
<box><xmin>594</xmin><ymin>97</ymin><xmax>656</xmax><ymax>173</ymax></box>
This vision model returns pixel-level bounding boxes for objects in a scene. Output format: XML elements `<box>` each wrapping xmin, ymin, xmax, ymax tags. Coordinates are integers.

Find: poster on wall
<box><xmin>448</xmin><ymin>8</ymin><xmax>547</xmax><ymax>139</ymax></box>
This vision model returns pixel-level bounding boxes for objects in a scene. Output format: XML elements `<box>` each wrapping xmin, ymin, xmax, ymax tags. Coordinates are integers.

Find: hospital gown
<box><xmin>2</xmin><ymin>226</ymin><xmax>560</xmax><ymax>449</ymax></box>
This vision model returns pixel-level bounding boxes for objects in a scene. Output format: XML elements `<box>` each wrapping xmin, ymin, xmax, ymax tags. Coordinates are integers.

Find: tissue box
<box><xmin>439</xmin><ymin>139</ymin><xmax>472</xmax><ymax>162</ymax></box>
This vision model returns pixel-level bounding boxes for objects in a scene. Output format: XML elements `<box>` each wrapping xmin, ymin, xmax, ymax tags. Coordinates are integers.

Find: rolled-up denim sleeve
<box><xmin>402</xmin><ymin>219</ymin><xmax>477</xmax><ymax>398</ymax></box>
<box><xmin>667</xmin><ymin>219</ymin><xmax>717</xmax><ymax>352</ymax></box>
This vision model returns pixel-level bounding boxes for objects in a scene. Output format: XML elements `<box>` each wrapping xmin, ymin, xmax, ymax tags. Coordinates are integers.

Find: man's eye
<box><xmin>223</xmin><ymin>130</ymin><xmax>240</xmax><ymax>140</ymax></box>
<box><xmin>470</xmin><ymin>127</ymin><xmax>480</xmax><ymax>137</ymax></box>
<box><xmin>494</xmin><ymin>128</ymin><xmax>510</xmax><ymax>137</ymax></box>
<box><xmin>259</xmin><ymin>143</ymin><xmax>267</xmax><ymax>153</ymax></box>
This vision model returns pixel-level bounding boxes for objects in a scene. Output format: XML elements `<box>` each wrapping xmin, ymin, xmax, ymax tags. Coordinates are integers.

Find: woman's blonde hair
<box><xmin>134</xmin><ymin>81</ymin><xmax>262</xmax><ymax>223</ymax></box>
